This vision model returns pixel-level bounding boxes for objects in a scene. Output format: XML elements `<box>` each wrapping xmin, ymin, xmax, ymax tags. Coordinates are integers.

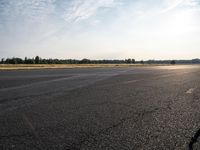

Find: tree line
<box><xmin>1</xmin><ymin>56</ymin><xmax>200</xmax><ymax>64</ymax></box>
<box><xmin>0</xmin><ymin>56</ymin><xmax>137</xmax><ymax>64</ymax></box>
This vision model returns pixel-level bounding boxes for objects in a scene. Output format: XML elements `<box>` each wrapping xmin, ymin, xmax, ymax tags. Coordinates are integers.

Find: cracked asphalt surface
<box><xmin>0</xmin><ymin>65</ymin><xmax>200</xmax><ymax>150</ymax></box>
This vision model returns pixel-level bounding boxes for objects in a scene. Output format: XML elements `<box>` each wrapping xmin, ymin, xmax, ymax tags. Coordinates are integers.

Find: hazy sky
<box><xmin>0</xmin><ymin>0</ymin><xmax>200</xmax><ymax>60</ymax></box>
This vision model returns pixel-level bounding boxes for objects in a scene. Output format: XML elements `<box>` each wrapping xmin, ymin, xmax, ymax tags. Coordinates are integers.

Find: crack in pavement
<box><xmin>67</xmin><ymin>108</ymin><xmax>159</xmax><ymax>149</ymax></box>
<box><xmin>189</xmin><ymin>128</ymin><xmax>200</xmax><ymax>150</ymax></box>
<box><xmin>0</xmin><ymin>133</ymin><xmax>33</xmax><ymax>140</ymax></box>
<box><xmin>22</xmin><ymin>114</ymin><xmax>46</xmax><ymax>150</ymax></box>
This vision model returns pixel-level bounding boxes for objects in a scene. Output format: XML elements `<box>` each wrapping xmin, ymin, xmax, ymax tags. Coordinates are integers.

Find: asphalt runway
<box><xmin>0</xmin><ymin>65</ymin><xmax>200</xmax><ymax>150</ymax></box>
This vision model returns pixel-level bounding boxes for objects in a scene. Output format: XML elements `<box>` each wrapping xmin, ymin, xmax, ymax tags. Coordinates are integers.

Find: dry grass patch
<box><xmin>0</xmin><ymin>64</ymin><xmax>171</xmax><ymax>70</ymax></box>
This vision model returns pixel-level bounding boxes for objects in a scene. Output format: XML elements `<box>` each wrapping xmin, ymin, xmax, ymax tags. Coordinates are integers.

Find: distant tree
<box><xmin>5</xmin><ymin>58</ymin><xmax>10</xmax><ymax>64</ymax></box>
<box><xmin>13</xmin><ymin>58</ymin><xmax>18</xmax><ymax>64</ymax></box>
<box><xmin>24</xmin><ymin>57</ymin><xmax>35</xmax><ymax>64</ymax></box>
<box><xmin>24</xmin><ymin>57</ymin><xmax>28</xmax><ymax>64</ymax></box>
<box><xmin>26</xmin><ymin>58</ymin><xmax>35</xmax><ymax>64</ymax></box>
<box><xmin>14</xmin><ymin>58</ymin><xmax>23</xmax><ymax>64</ymax></box>
<box><xmin>0</xmin><ymin>58</ymin><xmax>4</xmax><ymax>64</ymax></box>
<box><xmin>140</xmin><ymin>60</ymin><xmax>144</xmax><ymax>64</ymax></box>
<box><xmin>4</xmin><ymin>58</ymin><xmax>18</xmax><ymax>64</ymax></box>
<box><xmin>125</xmin><ymin>59</ymin><xmax>132</xmax><ymax>64</ymax></box>
<box><xmin>191</xmin><ymin>59</ymin><xmax>200</xmax><ymax>64</ymax></box>
<box><xmin>132</xmin><ymin>59</ymin><xmax>135</xmax><ymax>64</ymax></box>
<box><xmin>41</xmin><ymin>59</ymin><xmax>47</xmax><ymax>64</ymax></box>
<box><xmin>80</xmin><ymin>59</ymin><xmax>91</xmax><ymax>64</ymax></box>
<box><xmin>170</xmin><ymin>60</ymin><xmax>176</xmax><ymax>65</ymax></box>
<box><xmin>47</xmin><ymin>59</ymin><xmax>53</xmax><ymax>64</ymax></box>
<box><xmin>35</xmin><ymin>56</ymin><xmax>40</xmax><ymax>64</ymax></box>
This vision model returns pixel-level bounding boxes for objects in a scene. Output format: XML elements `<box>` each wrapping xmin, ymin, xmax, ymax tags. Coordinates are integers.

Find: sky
<box><xmin>0</xmin><ymin>0</ymin><xmax>200</xmax><ymax>60</ymax></box>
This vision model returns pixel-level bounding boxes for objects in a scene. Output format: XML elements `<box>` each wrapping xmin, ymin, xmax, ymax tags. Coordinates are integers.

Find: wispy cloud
<box><xmin>160</xmin><ymin>0</ymin><xmax>184</xmax><ymax>13</ymax></box>
<box><xmin>0</xmin><ymin>0</ymin><xmax>115</xmax><ymax>38</ymax></box>
<box><xmin>40</xmin><ymin>0</ymin><xmax>116</xmax><ymax>40</ymax></box>
<box><xmin>0</xmin><ymin>0</ymin><xmax>115</xmax><ymax>25</ymax></box>
<box><xmin>1</xmin><ymin>0</ymin><xmax>200</xmax><ymax>59</ymax></box>
<box><xmin>61</xmin><ymin>0</ymin><xmax>114</xmax><ymax>23</ymax></box>
<box><xmin>160</xmin><ymin>0</ymin><xmax>200</xmax><ymax>13</ymax></box>
<box><xmin>184</xmin><ymin>0</ymin><xmax>200</xmax><ymax>6</ymax></box>
<box><xmin>0</xmin><ymin>0</ymin><xmax>55</xmax><ymax>25</ymax></box>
